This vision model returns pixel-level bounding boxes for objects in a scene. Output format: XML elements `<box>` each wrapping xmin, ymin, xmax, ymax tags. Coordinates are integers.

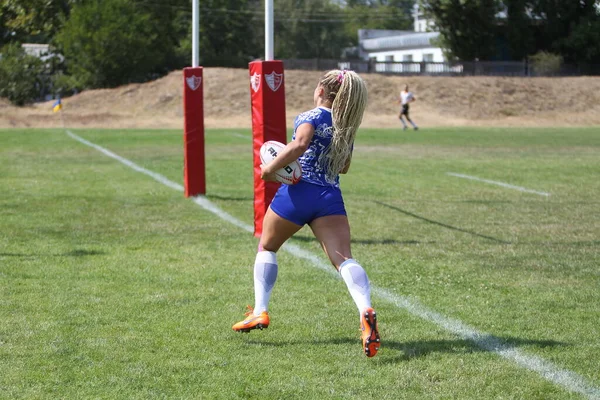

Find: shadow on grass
<box><xmin>207</xmin><ymin>194</ymin><xmax>253</xmax><ymax>202</ymax></box>
<box><xmin>379</xmin><ymin>336</ymin><xmax>566</xmax><ymax>363</ymax></box>
<box><xmin>374</xmin><ymin>201</ymin><xmax>510</xmax><ymax>244</ymax></box>
<box><xmin>0</xmin><ymin>249</ymin><xmax>105</xmax><ymax>258</ymax></box>
<box><xmin>457</xmin><ymin>200</ymin><xmax>513</xmax><ymax>204</ymax></box>
<box><xmin>291</xmin><ymin>235</ymin><xmax>432</xmax><ymax>246</ymax></box>
<box><xmin>521</xmin><ymin>240</ymin><xmax>600</xmax><ymax>247</ymax></box>
<box><xmin>243</xmin><ymin>336</ymin><xmax>566</xmax><ymax>363</ymax></box>
<box><xmin>243</xmin><ymin>337</ymin><xmax>357</xmax><ymax>348</ymax></box>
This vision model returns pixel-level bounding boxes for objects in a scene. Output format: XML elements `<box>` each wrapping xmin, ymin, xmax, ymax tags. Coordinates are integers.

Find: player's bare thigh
<box><xmin>309</xmin><ymin>214</ymin><xmax>352</xmax><ymax>270</ymax></box>
<box><xmin>259</xmin><ymin>207</ymin><xmax>303</xmax><ymax>252</ymax></box>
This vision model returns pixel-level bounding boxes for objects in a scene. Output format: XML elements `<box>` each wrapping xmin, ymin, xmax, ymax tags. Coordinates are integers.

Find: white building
<box><xmin>358</xmin><ymin>4</ymin><xmax>445</xmax><ymax>65</ymax></box>
<box><xmin>22</xmin><ymin>43</ymin><xmax>52</xmax><ymax>60</ymax></box>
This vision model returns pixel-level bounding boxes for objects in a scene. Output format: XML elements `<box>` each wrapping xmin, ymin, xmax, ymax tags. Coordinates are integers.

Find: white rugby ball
<box><xmin>259</xmin><ymin>140</ymin><xmax>302</xmax><ymax>185</ymax></box>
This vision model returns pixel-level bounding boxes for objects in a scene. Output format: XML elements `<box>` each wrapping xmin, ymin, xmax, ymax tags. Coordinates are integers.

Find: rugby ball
<box><xmin>259</xmin><ymin>140</ymin><xmax>302</xmax><ymax>185</ymax></box>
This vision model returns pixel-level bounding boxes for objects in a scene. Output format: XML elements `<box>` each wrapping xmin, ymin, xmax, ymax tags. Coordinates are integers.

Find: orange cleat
<box><xmin>360</xmin><ymin>307</ymin><xmax>380</xmax><ymax>357</ymax></box>
<box><xmin>232</xmin><ymin>306</ymin><xmax>270</xmax><ymax>333</ymax></box>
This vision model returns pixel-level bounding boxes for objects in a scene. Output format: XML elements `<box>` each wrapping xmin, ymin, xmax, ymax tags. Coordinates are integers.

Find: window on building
<box><xmin>423</xmin><ymin>54</ymin><xmax>434</xmax><ymax>62</ymax></box>
<box><xmin>385</xmin><ymin>55</ymin><xmax>394</xmax><ymax>62</ymax></box>
<box><xmin>402</xmin><ymin>54</ymin><xmax>413</xmax><ymax>62</ymax></box>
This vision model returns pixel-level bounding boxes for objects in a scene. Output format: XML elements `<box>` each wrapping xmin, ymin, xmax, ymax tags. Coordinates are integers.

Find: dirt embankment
<box><xmin>1</xmin><ymin>68</ymin><xmax>600</xmax><ymax>129</ymax></box>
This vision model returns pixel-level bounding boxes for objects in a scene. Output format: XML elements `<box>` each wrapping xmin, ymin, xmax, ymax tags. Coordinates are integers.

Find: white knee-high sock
<box><xmin>339</xmin><ymin>259</ymin><xmax>372</xmax><ymax>314</ymax></box>
<box><xmin>253</xmin><ymin>251</ymin><xmax>278</xmax><ymax>315</ymax></box>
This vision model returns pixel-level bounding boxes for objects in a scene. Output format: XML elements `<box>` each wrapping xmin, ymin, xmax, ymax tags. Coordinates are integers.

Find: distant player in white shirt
<box><xmin>398</xmin><ymin>84</ymin><xmax>418</xmax><ymax>131</ymax></box>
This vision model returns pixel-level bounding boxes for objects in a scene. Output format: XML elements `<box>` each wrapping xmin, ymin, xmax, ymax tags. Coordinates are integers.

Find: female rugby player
<box><xmin>232</xmin><ymin>69</ymin><xmax>380</xmax><ymax>358</ymax></box>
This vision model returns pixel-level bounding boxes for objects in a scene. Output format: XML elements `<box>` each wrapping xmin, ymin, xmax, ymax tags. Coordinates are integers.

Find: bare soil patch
<box><xmin>2</xmin><ymin>68</ymin><xmax>600</xmax><ymax>129</ymax></box>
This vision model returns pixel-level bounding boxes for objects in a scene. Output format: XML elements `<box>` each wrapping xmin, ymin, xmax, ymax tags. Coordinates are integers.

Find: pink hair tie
<box><xmin>337</xmin><ymin>70</ymin><xmax>347</xmax><ymax>83</ymax></box>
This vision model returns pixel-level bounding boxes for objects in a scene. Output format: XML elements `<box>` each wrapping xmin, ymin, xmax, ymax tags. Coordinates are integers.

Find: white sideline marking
<box><xmin>66</xmin><ymin>130</ymin><xmax>599</xmax><ymax>399</ymax></box>
<box><xmin>447</xmin><ymin>172</ymin><xmax>550</xmax><ymax>197</ymax></box>
<box><xmin>66</xmin><ymin>131</ymin><xmax>184</xmax><ymax>192</ymax></box>
<box><xmin>227</xmin><ymin>131</ymin><xmax>251</xmax><ymax>140</ymax></box>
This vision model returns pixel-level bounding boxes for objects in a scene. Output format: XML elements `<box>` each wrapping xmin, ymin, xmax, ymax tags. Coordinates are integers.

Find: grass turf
<box><xmin>1</xmin><ymin>127</ymin><xmax>599</xmax><ymax>399</ymax></box>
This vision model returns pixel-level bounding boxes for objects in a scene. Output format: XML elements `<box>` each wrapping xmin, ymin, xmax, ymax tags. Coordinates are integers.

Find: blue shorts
<box><xmin>270</xmin><ymin>180</ymin><xmax>346</xmax><ymax>226</ymax></box>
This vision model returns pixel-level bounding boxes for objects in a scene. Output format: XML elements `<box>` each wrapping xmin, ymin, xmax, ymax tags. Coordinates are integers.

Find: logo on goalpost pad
<box><xmin>250</xmin><ymin>72</ymin><xmax>261</xmax><ymax>93</ymax></box>
<box><xmin>186</xmin><ymin>75</ymin><xmax>202</xmax><ymax>91</ymax></box>
<box><xmin>265</xmin><ymin>72</ymin><xmax>283</xmax><ymax>92</ymax></box>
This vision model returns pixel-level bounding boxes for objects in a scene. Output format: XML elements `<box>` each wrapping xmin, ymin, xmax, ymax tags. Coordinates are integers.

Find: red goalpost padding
<box><xmin>249</xmin><ymin>60</ymin><xmax>287</xmax><ymax>237</ymax></box>
<box><xmin>183</xmin><ymin>66</ymin><xmax>206</xmax><ymax>197</ymax></box>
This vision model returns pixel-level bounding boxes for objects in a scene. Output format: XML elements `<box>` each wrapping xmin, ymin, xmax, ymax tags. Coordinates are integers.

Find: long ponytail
<box><xmin>318</xmin><ymin>70</ymin><xmax>368</xmax><ymax>182</ymax></box>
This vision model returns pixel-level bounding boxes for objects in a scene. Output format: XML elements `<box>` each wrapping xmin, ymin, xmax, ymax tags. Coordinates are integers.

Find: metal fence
<box><xmin>282</xmin><ymin>59</ymin><xmax>600</xmax><ymax>77</ymax></box>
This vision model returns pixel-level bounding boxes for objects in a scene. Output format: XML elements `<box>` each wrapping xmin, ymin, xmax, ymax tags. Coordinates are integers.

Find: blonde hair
<box><xmin>318</xmin><ymin>69</ymin><xmax>368</xmax><ymax>182</ymax></box>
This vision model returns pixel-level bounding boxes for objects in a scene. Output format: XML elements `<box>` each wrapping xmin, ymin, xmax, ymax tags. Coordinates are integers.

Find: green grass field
<box><xmin>1</xmin><ymin>126</ymin><xmax>599</xmax><ymax>399</ymax></box>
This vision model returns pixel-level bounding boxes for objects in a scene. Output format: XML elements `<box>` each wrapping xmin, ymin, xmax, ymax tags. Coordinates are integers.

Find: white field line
<box><xmin>66</xmin><ymin>130</ymin><xmax>599</xmax><ymax>399</ymax></box>
<box><xmin>226</xmin><ymin>131</ymin><xmax>251</xmax><ymax>140</ymax></box>
<box><xmin>447</xmin><ymin>172</ymin><xmax>550</xmax><ymax>197</ymax></box>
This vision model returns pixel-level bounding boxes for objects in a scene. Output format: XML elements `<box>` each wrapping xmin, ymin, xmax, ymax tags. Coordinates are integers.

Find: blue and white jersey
<box><xmin>293</xmin><ymin>106</ymin><xmax>339</xmax><ymax>187</ymax></box>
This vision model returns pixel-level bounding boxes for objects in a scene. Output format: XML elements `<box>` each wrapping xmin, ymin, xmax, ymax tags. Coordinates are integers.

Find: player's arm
<box><xmin>261</xmin><ymin>123</ymin><xmax>314</xmax><ymax>178</ymax></box>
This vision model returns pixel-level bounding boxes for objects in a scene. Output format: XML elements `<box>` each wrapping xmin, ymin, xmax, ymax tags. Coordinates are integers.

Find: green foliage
<box><xmin>420</xmin><ymin>0</ymin><xmax>501</xmax><ymax>61</ymax></box>
<box><xmin>54</xmin><ymin>0</ymin><xmax>185</xmax><ymax>89</ymax></box>
<box><xmin>0</xmin><ymin>0</ymin><xmax>73</xmax><ymax>46</ymax></box>
<box><xmin>422</xmin><ymin>0</ymin><xmax>600</xmax><ymax>64</ymax></box>
<box><xmin>528</xmin><ymin>0</ymin><xmax>600</xmax><ymax>64</ymax></box>
<box><xmin>342</xmin><ymin>0</ymin><xmax>414</xmax><ymax>45</ymax></box>
<box><xmin>274</xmin><ymin>0</ymin><xmax>350</xmax><ymax>59</ymax></box>
<box><xmin>557</xmin><ymin>15</ymin><xmax>600</xmax><ymax>66</ymax></box>
<box><xmin>529</xmin><ymin>51</ymin><xmax>562</xmax><ymax>76</ymax></box>
<box><xmin>193</xmin><ymin>0</ymin><xmax>262</xmax><ymax>67</ymax></box>
<box><xmin>0</xmin><ymin>42</ymin><xmax>46</xmax><ymax>105</ymax></box>
<box><xmin>503</xmin><ymin>0</ymin><xmax>534</xmax><ymax>60</ymax></box>
<box><xmin>49</xmin><ymin>70</ymin><xmax>79</xmax><ymax>96</ymax></box>
<box><xmin>2</xmin><ymin>0</ymin><xmax>599</xmax><ymax>87</ymax></box>
<box><xmin>135</xmin><ymin>0</ymin><xmax>189</xmax><ymax>71</ymax></box>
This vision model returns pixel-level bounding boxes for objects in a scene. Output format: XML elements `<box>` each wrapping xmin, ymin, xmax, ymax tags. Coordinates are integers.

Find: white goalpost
<box><xmin>265</xmin><ymin>0</ymin><xmax>274</xmax><ymax>61</ymax></box>
<box><xmin>192</xmin><ymin>0</ymin><xmax>199</xmax><ymax>67</ymax></box>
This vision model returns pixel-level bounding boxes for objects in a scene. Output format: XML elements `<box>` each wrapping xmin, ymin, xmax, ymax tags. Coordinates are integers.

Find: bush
<box><xmin>529</xmin><ymin>51</ymin><xmax>563</xmax><ymax>76</ymax></box>
<box><xmin>50</xmin><ymin>71</ymin><xmax>81</xmax><ymax>97</ymax></box>
<box><xmin>0</xmin><ymin>43</ymin><xmax>47</xmax><ymax>106</ymax></box>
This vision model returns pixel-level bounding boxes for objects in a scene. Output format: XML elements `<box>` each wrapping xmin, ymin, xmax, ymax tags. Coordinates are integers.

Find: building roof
<box><xmin>361</xmin><ymin>31</ymin><xmax>439</xmax><ymax>52</ymax></box>
<box><xmin>22</xmin><ymin>43</ymin><xmax>50</xmax><ymax>57</ymax></box>
<box><xmin>358</xmin><ymin>29</ymin><xmax>415</xmax><ymax>40</ymax></box>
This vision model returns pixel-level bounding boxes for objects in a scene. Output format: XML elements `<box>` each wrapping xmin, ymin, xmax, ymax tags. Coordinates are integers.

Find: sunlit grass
<box><xmin>1</xmin><ymin>127</ymin><xmax>599</xmax><ymax>399</ymax></box>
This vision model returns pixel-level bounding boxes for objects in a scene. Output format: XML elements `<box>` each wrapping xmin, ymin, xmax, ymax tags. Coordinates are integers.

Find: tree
<box><xmin>420</xmin><ymin>0</ymin><xmax>501</xmax><ymax>61</ymax></box>
<box><xmin>189</xmin><ymin>0</ymin><xmax>262</xmax><ymax>67</ymax></box>
<box><xmin>54</xmin><ymin>0</ymin><xmax>183</xmax><ymax>89</ymax></box>
<box><xmin>135</xmin><ymin>0</ymin><xmax>189</xmax><ymax>71</ymax></box>
<box><xmin>558</xmin><ymin>15</ymin><xmax>600</xmax><ymax>66</ymax></box>
<box><xmin>0</xmin><ymin>42</ymin><xmax>46</xmax><ymax>105</ymax></box>
<box><xmin>273</xmin><ymin>0</ymin><xmax>352</xmax><ymax>59</ymax></box>
<box><xmin>528</xmin><ymin>0</ymin><xmax>600</xmax><ymax>64</ymax></box>
<box><xmin>503</xmin><ymin>0</ymin><xmax>535</xmax><ymax>60</ymax></box>
<box><xmin>342</xmin><ymin>0</ymin><xmax>414</xmax><ymax>43</ymax></box>
<box><xmin>0</xmin><ymin>0</ymin><xmax>74</xmax><ymax>46</ymax></box>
